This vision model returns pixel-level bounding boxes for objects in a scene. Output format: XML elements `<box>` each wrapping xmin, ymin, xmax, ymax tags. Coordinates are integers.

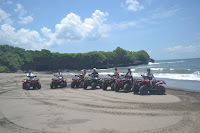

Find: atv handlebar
<box><xmin>27</xmin><ymin>76</ymin><xmax>37</xmax><ymax>77</ymax></box>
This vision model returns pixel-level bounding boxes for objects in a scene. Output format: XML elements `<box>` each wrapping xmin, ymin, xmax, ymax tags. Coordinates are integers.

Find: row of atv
<box><xmin>22</xmin><ymin>75</ymin><xmax>67</xmax><ymax>90</ymax></box>
<box><xmin>71</xmin><ymin>74</ymin><xmax>166</xmax><ymax>95</ymax></box>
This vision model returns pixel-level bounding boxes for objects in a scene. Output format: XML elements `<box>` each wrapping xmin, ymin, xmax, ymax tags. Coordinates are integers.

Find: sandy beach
<box><xmin>0</xmin><ymin>73</ymin><xmax>200</xmax><ymax>133</ymax></box>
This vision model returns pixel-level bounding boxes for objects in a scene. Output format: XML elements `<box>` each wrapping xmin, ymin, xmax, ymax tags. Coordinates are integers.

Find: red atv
<box><xmin>102</xmin><ymin>74</ymin><xmax>117</xmax><ymax>91</ymax></box>
<box><xmin>22</xmin><ymin>76</ymin><xmax>41</xmax><ymax>90</ymax></box>
<box><xmin>132</xmin><ymin>75</ymin><xmax>166</xmax><ymax>95</ymax></box>
<box><xmin>114</xmin><ymin>75</ymin><xmax>133</xmax><ymax>93</ymax></box>
<box><xmin>71</xmin><ymin>75</ymin><xmax>84</xmax><ymax>88</ymax></box>
<box><xmin>50</xmin><ymin>75</ymin><xmax>67</xmax><ymax>89</ymax></box>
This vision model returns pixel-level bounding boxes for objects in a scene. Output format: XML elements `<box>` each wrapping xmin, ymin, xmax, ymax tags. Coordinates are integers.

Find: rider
<box><xmin>91</xmin><ymin>68</ymin><xmax>99</xmax><ymax>78</ymax></box>
<box><xmin>79</xmin><ymin>69</ymin><xmax>87</xmax><ymax>78</ymax></box>
<box><xmin>27</xmin><ymin>70</ymin><xmax>34</xmax><ymax>79</ymax></box>
<box><xmin>125</xmin><ymin>68</ymin><xmax>133</xmax><ymax>83</ymax></box>
<box><xmin>56</xmin><ymin>69</ymin><xmax>63</xmax><ymax>79</ymax></box>
<box><xmin>145</xmin><ymin>68</ymin><xmax>156</xmax><ymax>88</ymax></box>
<box><xmin>114</xmin><ymin>68</ymin><xmax>120</xmax><ymax>78</ymax></box>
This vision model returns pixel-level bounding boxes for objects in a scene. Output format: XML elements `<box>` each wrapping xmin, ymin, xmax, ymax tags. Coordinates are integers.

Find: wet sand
<box><xmin>0</xmin><ymin>73</ymin><xmax>200</xmax><ymax>133</ymax></box>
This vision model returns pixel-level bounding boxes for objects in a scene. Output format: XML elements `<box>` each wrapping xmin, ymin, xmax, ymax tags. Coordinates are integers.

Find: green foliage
<box><xmin>0</xmin><ymin>66</ymin><xmax>10</xmax><ymax>73</ymax></box>
<box><xmin>0</xmin><ymin>45</ymin><xmax>151</xmax><ymax>72</ymax></box>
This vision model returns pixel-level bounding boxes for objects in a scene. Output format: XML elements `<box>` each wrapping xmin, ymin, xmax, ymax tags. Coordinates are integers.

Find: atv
<box><xmin>132</xmin><ymin>75</ymin><xmax>166</xmax><ymax>95</ymax></box>
<box><xmin>102</xmin><ymin>74</ymin><xmax>117</xmax><ymax>91</ymax></box>
<box><xmin>22</xmin><ymin>76</ymin><xmax>41</xmax><ymax>90</ymax></box>
<box><xmin>50</xmin><ymin>75</ymin><xmax>67</xmax><ymax>89</ymax></box>
<box><xmin>114</xmin><ymin>75</ymin><xmax>133</xmax><ymax>93</ymax></box>
<box><xmin>83</xmin><ymin>74</ymin><xmax>102</xmax><ymax>90</ymax></box>
<box><xmin>71</xmin><ymin>74</ymin><xmax>84</xmax><ymax>88</ymax></box>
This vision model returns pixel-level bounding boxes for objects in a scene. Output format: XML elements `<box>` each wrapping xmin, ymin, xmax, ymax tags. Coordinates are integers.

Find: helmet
<box><xmin>128</xmin><ymin>68</ymin><xmax>131</xmax><ymax>70</ymax></box>
<box><xmin>93</xmin><ymin>68</ymin><xmax>96</xmax><ymax>71</ymax></box>
<box><xmin>115</xmin><ymin>67</ymin><xmax>118</xmax><ymax>70</ymax></box>
<box><xmin>147</xmin><ymin>68</ymin><xmax>150</xmax><ymax>71</ymax></box>
<box><xmin>58</xmin><ymin>69</ymin><xmax>61</xmax><ymax>72</ymax></box>
<box><xmin>28</xmin><ymin>70</ymin><xmax>31</xmax><ymax>73</ymax></box>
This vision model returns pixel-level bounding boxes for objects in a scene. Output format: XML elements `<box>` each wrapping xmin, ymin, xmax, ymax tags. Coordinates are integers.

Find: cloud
<box><xmin>14</xmin><ymin>4</ymin><xmax>33</xmax><ymax>24</ymax></box>
<box><xmin>0</xmin><ymin>24</ymin><xmax>45</xmax><ymax>50</ymax></box>
<box><xmin>122</xmin><ymin>0</ymin><xmax>144</xmax><ymax>12</ymax></box>
<box><xmin>42</xmin><ymin>10</ymin><xmax>110</xmax><ymax>46</ymax></box>
<box><xmin>0</xmin><ymin>10</ymin><xmax>110</xmax><ymax>49</ymax></box>
<box><xmin>166</xmin><ymin>45</ymin><xmax>200</xmax><ymax>59</ymax></box>
<box><xmin>114</xmin><ymin>21</ymin><xmax>136</xmax><ymax>30</ymax></box>
<box><xmin>19</xmin><ymin>15</ymin><xmax>33</xmax><ymax>24</ymax></box>
<box><xmin>0</xmin><ymin>8</ymin><xmax>12</xmax><ymax>24</ymax></box>
<box><xmin>167</xmin><ymin>45</ymin><xmax>200</xmax><ymax>53</ymax></box>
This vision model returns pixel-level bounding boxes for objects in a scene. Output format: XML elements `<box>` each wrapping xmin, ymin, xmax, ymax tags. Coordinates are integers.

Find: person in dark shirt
<box><xmin>91</xmin><ymin>68</ymin><xmax>99</xmax><ymax>78</ymax></box>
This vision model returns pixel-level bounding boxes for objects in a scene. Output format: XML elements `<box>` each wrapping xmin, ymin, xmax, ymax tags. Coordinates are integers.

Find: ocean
<box><xmin>65</xmin><ymin>58</ymin><xmax>200</xmax><ymax>91</ymax></box>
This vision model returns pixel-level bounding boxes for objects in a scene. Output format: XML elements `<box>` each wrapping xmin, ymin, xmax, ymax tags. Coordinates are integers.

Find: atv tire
<box><xmin>132</xmin><ymin>84</ymin><xmax>139</xmax><ymax>94</ymax></box>
<box><xmin>156</xmin><ymin>85</ymin><xmax>165</xmax><ymax>95</ymax></box>
<box><xmin>60</xmin><ymin>82</ymin><xmax>64</xmax><ymax>88</ymax></box>
<box><xmin>37</xmin><ymin>82</ymin><xmax>41</xmax><ymax>89</ymax></box>
<box><xmin>114</xmin><ymin>83</ymin><xmax>120</xmax><ymax>92</ymax></box>
<box><xmin>80</xmin><ymin>82</ymin><xmax>84</xmax><ymax>88</ymax></box>
<box><xmin>139</xmin><ymin>85</ymin><xmax>148</xmax><ymax>95</ymax></box>
<box><xmin>71</xmin><ymin>82</ymin><xmax>75</xmax><ymax>88</ymax></box>
<box><xmin>64</xmin><ymin>81</ymin><xmax>67</xmax><ymax>87</ymax></box>
<box><xmin>102</xmin><ymin>82</ymin><xmax>107</xmax><ymax>90</ymax></box>
<box><xmin>76</xmin><ymin>83</ymin><xmax>80</xmax><ymax>88</ymax></box>
<box><xmin>83</xmin><ymin>82</ymin><xmax>87</xmax><ymax>89</ymax></box>
<box><xmin>26</xmin><ymin>83</ymin><xmax>30</xmax><ymax>90</ymax></box>
<box><xmin>111</xmin><ymin>83</ymin><xmax>115</xmax><ymax>91</ymax></box>
<box><xmin>91</xmin><ymin>83</ymin><xmax>97</xmax><ymax>90</ymax></box>
<box><xmin>50</xmin><ymin>82</ymin><xmax>53</xmax><ymax>89</ymax></box>
<box><xmin>22</xmin><ymin>83</ymin><xmax>26</xmax><ymax>89</ymax></box>
<box><xmin>33</xmin><ymin>84</ymin><xmax>37</xmax><ymax>90</ymax></box>
<box><xmin>124</xmin><ymin>84</ymin><xmax>131</xmax><ymax>93</ymax></box>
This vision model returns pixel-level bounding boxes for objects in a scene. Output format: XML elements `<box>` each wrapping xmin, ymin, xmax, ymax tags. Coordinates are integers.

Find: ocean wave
<box><xmin>148</xmin><ymin>62</ymin><xmax>160</xmax><ymax>65</ymax></box>
<box><xmin>131</xmin><ymin>69</ymin><xmax>136</xmax><ymax>71</ymax></box>
<box><xmin>151</xmin><ymin>68</ymin><xmax>164</xmax><ymax>71</ymax></box>
<box><xmin>154</xmin><ymin>73</ymin><xmax>200</xmax><ymax>81</ymax></box>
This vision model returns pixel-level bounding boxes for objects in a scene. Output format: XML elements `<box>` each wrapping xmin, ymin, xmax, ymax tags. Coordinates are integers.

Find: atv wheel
<box><xmin>111</xmin><ymin>83</ymin><xmax>115</xmax><ymax>91</ymax></box>
<box><xmin>80</xmin><ymin>82</ymin><xmax>84</xmax><ymax>88</ymax></box>
<box><xmin>33</xmin><ymin>84</ymin><xmax>36</xmax><ymax>90</ymax></box>
<box><xmin>83</xmin><ymin>82</ymin><xmax>87</xmax><ymax>89</ymax></box>
<box><xmin>102</xmin><ymin>82</ymin><xmax>107</xmax><ymax>90</ymax></box>
<box><xmin>91</xmin><ymin>83</ymin><xmax>97</xmax><ymax>90</ymax></box>
<box><xmin>22</xmin><ymin>83</ymin><xmax>26</xmax><ymax>89</ymax></box>
<box><xmin>60</xmin><ymin>82</ymin><xmax>64</xmax><ymax>88</ymax></box>
<box><xmin>156</xmin><ymin>85</ymin><xmax>165</xmax><ymax>95</ymax></box>
<box><xmin>50</xmin><ymin>82</ymin><xmax>53</xmax><ymax>89</ymax></box>
<box><xmin>114</xmin><ymin>83</ymin><xmax>120</xmax><ymax>92</ymax></box>
<box><xmin>71</xmin><ymin>82</ymin><xmax>75</xmax><ymax>88</ymax></box>
<box><xmin>76</xmin><ymin>83</ymin><xmax>80</xmax><ymax>88</ymax></box>
<box><xmin>64</xmin><ymin>81</ymin><xmax>67</xmax><ymax>87</ymax></box>
<box><xmin>124</xmin><ymin>84</ymin><xmax>131</xmax><ymax>93</ymax></box>
<box><xmin>132</xmin><ymin>84</ymin><xmax>139</xmax><ymax>94</ymax></box>
<box><xmin>26</xmin><ymin>83</ymin><xmax>30</xmax><ymax>90</ymax></box>
<box><xmin>139</xmin><ymin>85</ymin><xmax>148</xmax><ymax>95</ymax></box>
<box><xmin>37</xmin><ymin>82</ymin><xmax>41</xmax><ymax>89</ymax></box>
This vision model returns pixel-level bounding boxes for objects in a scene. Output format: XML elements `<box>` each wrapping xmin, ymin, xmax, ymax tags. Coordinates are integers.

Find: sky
<box><xmin>0</xmin><ymin>0</ymin><xmax>200</xmax><ymax>60</ymax></box>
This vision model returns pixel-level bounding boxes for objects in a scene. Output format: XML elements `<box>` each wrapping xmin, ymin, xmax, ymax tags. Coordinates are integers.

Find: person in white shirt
<box><xmin>146</xmin><ymin>68</ymin><xmax>156</xmax><ymax>88</ymax></box>
<box><xmin>56</xmin><ymin>69</ymin><xmax>63</xmax><ymax>79</ymax></box>
<box><xmin>27</xmin><ymin>70</ymin><xmax>34</xmax><ymax>79</ymax></box>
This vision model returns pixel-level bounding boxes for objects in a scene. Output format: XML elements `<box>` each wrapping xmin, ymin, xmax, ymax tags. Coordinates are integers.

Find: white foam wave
<box><xmin>131</xmin><ymin>69</ymin><xmax>135</xmax><ymax>71</ymax></box>
<box><xmin>148</xmin><ymin>62</ymin><xmax>160</xmax><ymax>65</ymax></box>
<box><xmin>154</xmin><ymin>73</ymin><xmax>200</xmax><ymax>81</ymax></box>
<box><xmin>151</xmin><ymin>68</ymin><xmax>164</xmax><ymax>71</ymax></box>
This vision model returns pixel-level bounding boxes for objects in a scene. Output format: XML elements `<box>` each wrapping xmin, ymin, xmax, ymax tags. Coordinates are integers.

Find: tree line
<box><xmin>0</xmin><ymin>45</ymin><xmax>154</xmax><ymax>72</ymax></box>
